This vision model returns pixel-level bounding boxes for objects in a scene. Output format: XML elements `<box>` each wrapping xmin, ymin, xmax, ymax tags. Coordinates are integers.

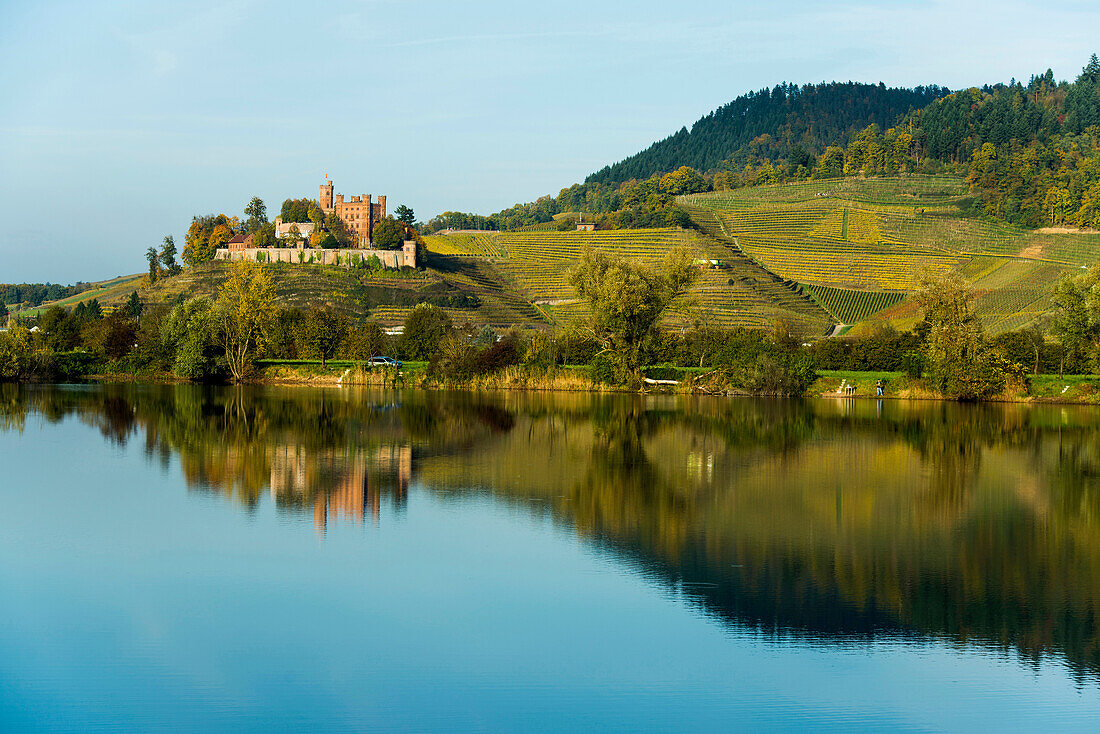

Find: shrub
<box><xmin>725</xmin><ymin>352</ymin><xmax>817</xmax><ymax>396</ymax></box>
<box><xmin>430</xmin><ymin>335</ymin><xmax>479</xmax><ymax>380</ymax></box>
<box><xmin>476</xmin><ymin>332</ymin><xmax>524</xmax><ymax>373</ymax></box>
<box><xmin>589</xmin><ymin>352</ymin><xmax>616</xmax><ymax>385</ymax></box>
<box><xmin>524</xmin><ymin>331</ymin><xmax>559</xmax><ymax>368</ymax></box>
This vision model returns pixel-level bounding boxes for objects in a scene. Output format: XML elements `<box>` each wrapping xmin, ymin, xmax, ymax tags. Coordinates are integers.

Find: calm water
<box><xmin>2</xmin><ymin>384</ymin><xmax>1100</xmax><ymax>732</ymax></box>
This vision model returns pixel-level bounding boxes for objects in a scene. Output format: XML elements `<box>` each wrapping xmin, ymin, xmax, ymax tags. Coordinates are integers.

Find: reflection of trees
<box><xmin>568</xmin><ymin>397</ymin><xmax>694</xmax><ymax>562</ymax></box>
<box><xmin>0</xmin><ymin>384</ymin><xmax>26</xmax><ymax>433</ymax></box>
<box><xmin>419</xmin><ymin>395</ymin><xmax>1100</xmax><ymax>681</ymax></box>
<box><xmin>5</xmin><ymin>385</ymin><xmax>1100</xmax><ymax>680</ymax></box>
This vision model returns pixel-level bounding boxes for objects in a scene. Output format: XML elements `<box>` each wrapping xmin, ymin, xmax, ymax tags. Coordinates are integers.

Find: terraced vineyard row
<box><xmin>738</xmin><ymin>244</ymin><xmax>964</xmax><ymax>290</ymax></box>
<box><xmin>966</xmin><ymin>257</ymin><xmax>1073</xmax><ymax>333</ymax></box>
<box><xmin>423</xmin><ymin>232</ymin><xmax>505</xmax><ymax>257</ymax></box>
<box><xmin>1025</xmin><ymin>231</ymin><xmax>1100</xmax><ymax>265</ymax></box>
<box><xmin>868</xmin><ymin>256</ymin><xmax>1078</xmax><ymax>335</ymax></box>
<box><xmin>803</xmin><ymin>285</ymin><xmax>907</xmax><ymax>324</ymax></box>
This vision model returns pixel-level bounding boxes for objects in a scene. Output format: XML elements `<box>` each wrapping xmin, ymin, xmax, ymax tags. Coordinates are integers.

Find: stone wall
<box><xmin>215</xmin><ymin>241</ymin><xmax>416</xmax><ymax>269</ymax></box>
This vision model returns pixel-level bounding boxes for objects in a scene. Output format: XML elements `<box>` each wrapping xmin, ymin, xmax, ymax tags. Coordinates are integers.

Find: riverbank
<box><xmin>809</xmin><ymin>370</ymin><xmax>1100</xmax><ymax>403</ymax></box>
<box><xmin>247</xmin><ymin>362</ymin><xmax>1100</xmax><ymax>404</ymax></box>
<box><xmin>30</xmin><ymin>359</ymin><xmax>1100</xmax><ymax>404</ymax></box>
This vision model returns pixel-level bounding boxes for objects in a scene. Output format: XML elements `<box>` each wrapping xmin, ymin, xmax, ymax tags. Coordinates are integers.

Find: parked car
<box><xmin>368</xmin><ymin>356</ymin><xmax>403</xmax><ymax>368</ymax></box>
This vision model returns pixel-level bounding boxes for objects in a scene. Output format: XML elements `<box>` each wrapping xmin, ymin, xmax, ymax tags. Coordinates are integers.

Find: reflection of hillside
<box><xmin>4</xmin><ymin>384</ymin><xmax>1100</xmax><ymax>679</ymax></box>
<box><xmin>416</xmin><ymin>397</ymin><xmax>1100</xmax><ymax>680</ymax></box>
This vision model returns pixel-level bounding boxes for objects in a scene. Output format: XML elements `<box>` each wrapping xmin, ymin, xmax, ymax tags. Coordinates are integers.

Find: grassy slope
<box><xmin>679</xmin><ymin>175</ymin><xmax>1099</xmax><ymax>333</ymax></box>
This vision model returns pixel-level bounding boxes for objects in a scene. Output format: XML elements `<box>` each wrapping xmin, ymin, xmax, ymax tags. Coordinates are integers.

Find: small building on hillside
<box><xmin>576</xmin><ymin>222</ymin><xmax>595</xmax><ymax>231</ymax></box>
<box><xmin>227</xmin><ymin>233</ymin><xmax>255</xmax><ymax>251</ymax></box>
<box><xmin>274</xmin><ymin>219</ymin><xmax>316</xmax><ymax>245</ymax></box>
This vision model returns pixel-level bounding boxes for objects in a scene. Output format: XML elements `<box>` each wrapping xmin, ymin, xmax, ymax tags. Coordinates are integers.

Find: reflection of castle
<box><xmin>269</xmin><ymin>443</ymin><xmax>413</xmax><ymax>535</ymax></box>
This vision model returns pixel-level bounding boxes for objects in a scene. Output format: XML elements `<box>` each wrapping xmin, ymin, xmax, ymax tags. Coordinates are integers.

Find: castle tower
<box><xmin>320</xmin><ymin>181</ymin><xmax>334</xmax><ymax>212</ymax></box>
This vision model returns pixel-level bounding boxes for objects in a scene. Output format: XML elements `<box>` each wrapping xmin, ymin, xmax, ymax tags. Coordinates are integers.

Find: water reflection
<box><xmin>3</xmin><ymin>383</ymin><xmax>1100</xmax><ymax>682</ymax></box>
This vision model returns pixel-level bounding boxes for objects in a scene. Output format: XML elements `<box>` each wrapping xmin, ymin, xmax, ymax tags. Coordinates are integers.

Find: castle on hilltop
<box><xmin>216</xmin><ymin>177</ymin><xmax>415</xmax><ymax>269</ymax></box>
<box><xmin>320</xmin><ymin>179</ymin><xmax>385</xmax><ymax>246</ymax></box>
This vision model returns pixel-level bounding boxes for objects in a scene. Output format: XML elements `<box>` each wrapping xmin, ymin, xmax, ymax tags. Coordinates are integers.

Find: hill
<box><xmin>678</xmin><ymin>175</ymin><xmax>1100</xmax><ymax>332</ymax></box>
<box><xmin>131</xmin><ymin>176</ymin><xmax>1096</xmax><ymax>339</ymax></box>
<box><xmin>424</xmin><ymin>227</ymin><xmax>832</xmax><ymax>334</ymax></box>
<box><xmin>139</xmin><ymin>259</ymin><xmax>547</xmax><ymax>329</ymax></box>
<box><xmin>587</xmin><ymin>82</ymin><xmax>947</xmax><ymax>185</ymax></box>
<box><xmin>438</xmin><ymin>57</ymin><xmax>1098</xmax><ymax>236</ymax></box>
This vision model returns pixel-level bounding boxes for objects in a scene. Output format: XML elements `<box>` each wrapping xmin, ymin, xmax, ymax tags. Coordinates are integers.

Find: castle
<box><xmin>214</xmin><ymin>178</ymin><xmax>416</xmax><ymax>269</ymax></box>
<box><xmin>320</xmin><ymin>180</ymin><xmax>385</xmax><ymax>246</ymax></box>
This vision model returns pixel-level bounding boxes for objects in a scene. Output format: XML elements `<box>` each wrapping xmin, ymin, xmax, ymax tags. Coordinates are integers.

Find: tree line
<box><xmin>3</xmin><ymin>282</ymin><xmax>90</xmax><ymax>309</ymax></box>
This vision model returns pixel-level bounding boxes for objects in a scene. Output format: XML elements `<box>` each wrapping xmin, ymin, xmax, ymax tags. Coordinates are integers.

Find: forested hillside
<box><xmin>427</xmin><ymin>56</ymin><xmax>1100</xmax><ymax>234</ymax></box>
<box><xmin>586</xmin><ymin>82</ymin><xmax>948</xmax><ymax>185</ymax></box>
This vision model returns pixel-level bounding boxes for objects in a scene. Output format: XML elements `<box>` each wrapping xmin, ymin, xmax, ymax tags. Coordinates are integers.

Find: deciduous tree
<box><xmin>570</xmin><ymin>246</ymin><xmax>696</xmax><ymax>383</ymax></box>
<box><xmin>244</xmin><ymin>196</ymin><xmax>268</xmax><ymax>233</ymax></box>
<box><xmin>916</xmin><ymin>271</ymin><xmax>1022</xmax><ymax>399</ymax></box>
<box><xmin>300</xmin><ymin>308</ymin><xmax>349</xmax><ymax>367</ymax></box>
<box><xmin>215</xmin><ymin>260</ymin><xmax>275</xmax><ymax>381</ymax></box>
<box><xmin>344</xmin><ymin>321</ymin><xmax>387</xmax><ymax>360</ymax></box>
<box><xmin>159</xmin><ymin>235</ymin><xmax>180</xmax><ymax>275</ymax></box>
<box><xmin>372</xmin><ymin>216</ymin><xmax>404</xmax><ymax>250</ymax></box>
<box><xmin>146</xmin><ymin>247</ymin><xmax>160</xmax><ymax>282</ymax></box>
<box><xmin>324</xmin><ymin>211</ymin><xmax>352</xmax><ymax>247</ymax></box>
<box><xmin>402</xmin><ymin>303</ymin><xmax>452</xmax><ymax>360</ymax></box>
<box><xmin>1051</xmin><ymin>265</ymin><xmax>1100</xmax><ymax>375</ymax></box>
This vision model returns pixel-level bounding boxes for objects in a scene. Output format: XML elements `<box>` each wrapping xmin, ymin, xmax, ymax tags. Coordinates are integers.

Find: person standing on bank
<box><xmin>876</xmin><ymin>379</ymin><xmax>884</xmax><ymax>397</ymax></box>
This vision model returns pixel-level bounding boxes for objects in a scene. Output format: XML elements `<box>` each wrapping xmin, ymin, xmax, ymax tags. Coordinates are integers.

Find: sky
<box><xmin>1</xmin><ymin>0</ymin><xmax>1099</xmax><ymax>284</ymax></box>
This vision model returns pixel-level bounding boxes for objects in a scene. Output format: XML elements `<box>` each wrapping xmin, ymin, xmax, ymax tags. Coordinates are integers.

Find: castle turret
<box><xmin>320</xmin><ymin>181</ymin><xmax>334</xmax><ymax>212</ymax></box>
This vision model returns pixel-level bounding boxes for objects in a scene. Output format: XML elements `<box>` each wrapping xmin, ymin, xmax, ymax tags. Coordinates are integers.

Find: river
<box><xmin>1</xmin><ymin>384</ymin><xmax>1098</xmax><ymax>731</ymax></box>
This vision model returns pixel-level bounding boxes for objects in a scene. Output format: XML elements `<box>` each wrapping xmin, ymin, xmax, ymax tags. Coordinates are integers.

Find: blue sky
<box><xmin>1</xmin><ymin>0</ymin><xmax>1098</xmax><ymax>283</ymax></box>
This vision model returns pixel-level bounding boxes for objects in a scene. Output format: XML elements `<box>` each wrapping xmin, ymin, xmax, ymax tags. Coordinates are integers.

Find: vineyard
<box><xmin>680</xmin><ymin>175</ymin><xmax>1100</xmax><ymax>332</ymax></box>
<box><xmin>424</xmin><ymin>227</ymin><xmax>833</xmax><ymax>334</ymax></box>
<box><xmin>422</xmin><ymin>231</ymin><xmax>505</xmax><ymax>257</ymax></box>
<box><xmin>803</xmin><ymin>285</ymin><xmax>907</xmax><ymax>324</ymax></box>
<box><xmin>413</xmin><ymin>177</ymin><xmax>1100</xmax><ymax>335</ymax></box>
